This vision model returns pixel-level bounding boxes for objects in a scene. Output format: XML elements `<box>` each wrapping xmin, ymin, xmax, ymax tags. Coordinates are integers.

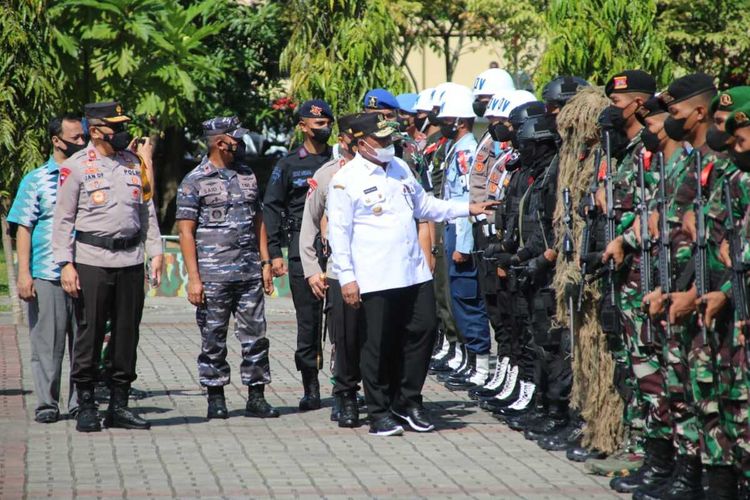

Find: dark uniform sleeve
<box><xmin>262</xmin><ymin>159</ymin><xmax>289</xmax><ymax>259</ymax></box>
<box><xmin>175</xmin><ymin>175</ymin><xmax>200</xmax><ymax>221</ymax></box>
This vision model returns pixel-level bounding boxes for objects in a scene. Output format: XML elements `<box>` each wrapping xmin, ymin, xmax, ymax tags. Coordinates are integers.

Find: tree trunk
<box><xmin>443</xmin><ymin>34</ymin><xmax>452</xmax><ymax>81</ymax></box>
<box><xmin>1</xmin><ymin>212</ymin><xmax>23</xmax><ymax>324</ymax></box>
<box><xmin>155</xmin><ymin>126</ymin><xmax>190</xmax><ymax>235</ymax></box>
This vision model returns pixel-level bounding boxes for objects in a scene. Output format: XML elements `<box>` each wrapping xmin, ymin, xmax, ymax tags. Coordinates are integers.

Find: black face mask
<box><xmin>517</xmin><ymin>140</ymin><xmax>536</xmax><ymax>164</ymax></box>
<box><xmin>730</xmin><ymin>150</ymin><xmax>750</xmax><ymax>172</ymax></box>
<box><xmin>705</xmin><ymin>125</ymin><xmax>732</xmax><ymax>152</ymax></box>
<box><xmin>490</xmin><ymin>122</ymin><xmax>513</xmax><ymax>143</ymax></box>
<box><xmin>663</xmin><ymin>111</ymin><xmax>697</xmax><ymax>142</ymax></box>
<box><xmin>311</xmin><ymin>126</ymin><xmax>332</xmax><ymax>144</ymax></box>
<box><xmin>415</xmin><ymin>115</ymin><xmax>428</xmax><ymax>132</ymax></box>
<box><xmin>606</xmin><ymin>102</ymin><xmax>637</xmax><ymax>132</ymax></box>
<box><xmin>234</xmin><ymin>141</ymin><xmax>247</xmax><ymax>161</ymax></box>
<box><xmin>427</xmin><ymin>110</ymin><xmax>440</xmax><ymax>126</ymax></box>
<box><xmin>440</xmin><ymin>121</ymin><xmax>459</xmax><ymax>140</ymax></box>
<box><xmin>58</xmin><ymin>137</ymin><xmax>86</xmax><ymax>158</ymax></box>
<box><xmin>641</xmin><ymin>128</ymin><xmax>662</xmax><ymax>153</ymax></box>
<box><xmin>102</xmin><ymin>130</ymin><xmax>131</xmax><ymax>151</ymax></box>
<box><xmin>472</xmin><ymin>100</ymin><xmax>488</xmax><ymax>117</ymax></box>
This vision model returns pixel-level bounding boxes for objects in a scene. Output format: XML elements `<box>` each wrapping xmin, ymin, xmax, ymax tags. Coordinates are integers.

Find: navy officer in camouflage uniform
<box><xmin>177</xmin><ymin>117</ymin><xmax>278</xmax><ymax>420</ymax></box>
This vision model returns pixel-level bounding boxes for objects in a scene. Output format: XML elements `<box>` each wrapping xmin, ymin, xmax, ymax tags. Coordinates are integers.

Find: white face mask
<box><xmin>361</xmin><ymin>141</ymin><xmax>395</xmax><ymax>164</ymax></box>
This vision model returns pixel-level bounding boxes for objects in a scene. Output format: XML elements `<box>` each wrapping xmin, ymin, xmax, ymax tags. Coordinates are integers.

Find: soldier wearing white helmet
<box><xmin>472</xmin><ymin>68</ymin><xmax>516</xmax><ymax>117</ymax></box>
<box><xmin>432</xmin><ymin>84</ymin><xmax>492</xmax><ymax>393</ymax></box>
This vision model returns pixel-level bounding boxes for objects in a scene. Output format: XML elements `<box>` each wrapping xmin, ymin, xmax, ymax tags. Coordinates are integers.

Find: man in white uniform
<box><xmin>327</xmin><ymin>113</ymin><xmax>497</xmax><ymax>436</ymax></box>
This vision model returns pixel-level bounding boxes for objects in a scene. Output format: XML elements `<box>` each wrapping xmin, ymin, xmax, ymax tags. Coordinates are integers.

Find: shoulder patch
<box><xmin>59</xmin><ymin>167</ymin><xmax>71</xmax><ymax>186</ymax></box>
<box><xmin>306</xmin><ymin>178</ymin><xmax>318</xmax><ymax>199</ymax></box>
<box><xmin>270</xmin><ymin>166</ymin><xmax>283</xmax><ymax>184</ymax></box>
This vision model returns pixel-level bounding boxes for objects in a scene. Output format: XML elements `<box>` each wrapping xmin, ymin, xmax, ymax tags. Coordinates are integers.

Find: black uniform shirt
<box><xmin>263</xmin><ymin>144</ymin><xmax>331</xmax><ymax>259</ymax></box>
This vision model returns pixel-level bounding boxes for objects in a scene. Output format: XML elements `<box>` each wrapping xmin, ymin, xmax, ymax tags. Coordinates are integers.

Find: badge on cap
<box><xmin>310</xmin><ymin>105</ymin><xmax>323</xmax><ymax>117</ymax></box>
<box><xmin>368</xmin><ymin>96</ymin><xmax>378</xmax><ymax>108</ymax></box>
<box><xmin>720</xmin><ymin>93</ymin><xmax>733</xmax><ymax>107</ymax></box>
<box><xmin>613</xmin><ymin>76</ymin><xmax>628</xmax><ymax>90</ymax></box>
<box><xmin>735</xmin><ymin>111</ymin><xmax>749</xmax><ymax>126</ymax></box>
<box><xmin>116</xmin><ymin>104</ymin><xmax>123</xmax><ymax>115</ymax></box>
<box><xmin>661</xmin><ymin>92</ymin><xmax>674</xmax><ymax>105</ymax></box>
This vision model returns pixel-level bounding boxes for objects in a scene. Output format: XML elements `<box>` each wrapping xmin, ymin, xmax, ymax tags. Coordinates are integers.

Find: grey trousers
<box><xmin>28</xmin><ymin>279</ymin><xmax>78</xmax><ymax>415</ymax></box>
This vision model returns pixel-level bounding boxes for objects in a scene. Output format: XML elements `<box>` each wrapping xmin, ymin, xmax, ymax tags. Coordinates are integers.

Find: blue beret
<box><xmin>363</xmin><ymin>88</ymin><xmax>399</xmax><ymax>110</ymax></box>
<box><xmin>299</xmin><ymin>99</ymin><xmax>334</xmax><ymax>120</ymax></box>
<box><xmin>396</xmin><ymin>93</ymin><xmax>418</xmax><ymax>114</ymax></box>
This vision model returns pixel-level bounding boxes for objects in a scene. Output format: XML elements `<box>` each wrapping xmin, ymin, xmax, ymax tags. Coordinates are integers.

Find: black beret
<box><xmin>635</xmin><ymin>95</ymin><xmax>667</xmax><ymax>125</ymax></box>
<box><xmin>299</xmin><ymin>99</ymin><xmax>334</xmax><ymax>120</ymax></box>
<box><xmin>605</xmin><ymin>70</ymin><xmax>656</xmax><ymax>96</ymax></box>
<box><xmin>660</xmin><ymin>73</ymin><xmax>716</xmax><ymax>108</ymax></box>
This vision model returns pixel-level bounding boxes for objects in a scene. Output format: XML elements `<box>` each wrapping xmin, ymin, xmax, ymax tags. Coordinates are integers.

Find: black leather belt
<box><xmin>75</xmin><ymin>231</ymin><xmax>141</xmax><ymax>251</ymax></box>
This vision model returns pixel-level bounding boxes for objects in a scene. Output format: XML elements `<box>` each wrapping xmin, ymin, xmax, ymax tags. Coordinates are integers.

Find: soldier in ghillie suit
<box><xmin>542</xmin><ymin>87</ymin><xmax>626</xmax><ymax>456</ymax></box>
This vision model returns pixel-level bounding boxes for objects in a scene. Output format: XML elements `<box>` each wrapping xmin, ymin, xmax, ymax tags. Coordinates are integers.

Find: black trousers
<box><xmin>288</xmin><ymin>257</ymin><xmax>323</xmax><ymax>371</ymax></box>
<box><xmin>327</xmin><ymin>278</ymin><xmax>362</xmax><ymax>395</ymax></box>
<box><xmin>360</xmin><ymin>281</ymin><xmax>437</xmax><ymax>420</ymax></box>
<box><xmin>72</xmin><ymin>263</ymin><xmax>145</xmax><ymax>389</ymax></box>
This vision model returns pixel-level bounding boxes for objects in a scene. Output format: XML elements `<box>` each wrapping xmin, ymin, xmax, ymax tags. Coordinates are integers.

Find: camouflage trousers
<box><xmin>689</xmin><ymin>321</ymin><xmax>750</xmax><ymax>470</ymax></box>
<box><xmin>196</xmin><ymin>280</ymin><xmax>271</xmax><ymax>387</ymax></box>
<box><xmin>618</xmin><ymin>277</ymin><xmax>671</xmax><ymax>441</ymax></box>
<box><xmin>662</xmin><ymin>324</ymin><xmax>700</xmax><ymax>457</ymax></box>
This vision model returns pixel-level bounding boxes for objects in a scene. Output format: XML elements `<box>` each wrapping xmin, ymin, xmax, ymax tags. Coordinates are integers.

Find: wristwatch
<box><xmin>261</xmin><ymin>260</ymin><xmax>272</xmax><ymax>267</ymax></box>
<box><xmin>430</xmin><ymin>246</ymin><xmax>440</xmax><ymax>256</ymax></box>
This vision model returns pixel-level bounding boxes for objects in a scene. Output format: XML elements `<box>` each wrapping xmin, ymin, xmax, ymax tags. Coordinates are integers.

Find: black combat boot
<box><xmin>75</xmin><ymin>387</ymin><xmax>101</xmax><ymax>433</ymax></box>
<box><xmin>338</xmin><ymin>392</ymin><xmax>359</xmax><ymax>428</ymax></box>
<box><xmin>437</xmin><ymin>344</ymin><xmax>468</xmax><ymax>382</ymax></box>
<box><xmin>610</xmin><ymin>437</ymin><xmax>674</xmax><ymax>493</ymax></box>
<box><xmin>330</xmin><ymin>394</ymin><xmax>341</xmax><ymax>422</ymax></box>
<box><xmin>705</xmin><ymin>465</ymin><xmax>738</xmax><ymax>500</ymax></box>
<box><xmin>429</xmin><ymin>342</ymin><xmax>456</xmax><ymax>374</ymax></box>
<box><xmin>206</xmin><ymin>386</ymin><xmax>228</xmax><ymax>420</ymax></box>
<box><xmin>105</xmin><ymin>385</ymin><xmax>150</xmax><ymax>430</ymax></box>
<box><xmin>445</xmin><ymin>351</ymin><xmax>477</xmax><ymax>388</ymax></box>
<box><xmin>245</xmin><ymin>385</ymin><xmax>280</xmax><ymax>418</ymax></box>
<box><xmin>298</xmin><ymin>368</ymin><xmax>321</xmax><ymax>411</ymax></box>
<box><xmin>638</xmin><ymin>454</ymin><xmax>703</xmax><ymax>500</ymax></box>
<box><xmin>524</xmin><ymin>400</ymin><xmax>569</xmax><ymax>441</ymax></box>
<box><xmin>538</xmin><ymin>416</ymin><xmax>584</xmax><ymax>451</ymax></box>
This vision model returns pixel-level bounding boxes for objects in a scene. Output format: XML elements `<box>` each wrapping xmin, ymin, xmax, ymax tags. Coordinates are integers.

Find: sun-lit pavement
<box><xmin>0</xmin><ymin>295</ymin><xmax>622</xmax><ymax>499</ymax></box>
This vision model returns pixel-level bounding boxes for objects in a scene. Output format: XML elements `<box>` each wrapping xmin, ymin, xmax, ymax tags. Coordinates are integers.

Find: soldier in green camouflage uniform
<box><xmin>591</xmin><ymin>71</ymin><xmax>659</xmax><ymax>478</ymax></box>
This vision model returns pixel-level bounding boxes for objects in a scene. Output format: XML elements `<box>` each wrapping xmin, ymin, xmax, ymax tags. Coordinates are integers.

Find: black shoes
<box><xmin>538</xmin><ymin>418</ymin><xmax>584</xmax><ymax>451</ymax></box>
<box><xmin>338</xmin><ymin>393</ymin><xmax>359</xmax><ymax>428</ymax></box>
<box><xmin>105</xmin><ymin>386</ymin><xmax>150</xmax><ymax>430</ymax></box>
<box><xmin>636</xmin><ymin>454</ymin><xmax>704</xmax><ymax>500</ymax></box>
<box><xmin>369</xmin><ymin>415</ymin><xmax>404</xmax><ymax>437</ymax></box>
<box><xmin>76</xmin><ymin>388</ymin><xmax>102</xmax><ymax>433</ymax></box>
<box><xmin>610</xmin><ymin>437</ymin><xmax>674</xmax><ymax>494</ymax></box>
<box><xmin>35</xmin><ymin>408</ymin><xmax>60</xmax><ymax>424</ymax></box>
<box><xmin>298</xmin><ymin>368</ymin><xmax>321</xmax><ymax>412</ymax></box>
<box><xmin>566</xmin><ymin>446</ymin><xmax>605</xmax><ymax>463</ymax></box>
<box><xmin>523</xmin><ymin>401</ymin><xmax>569</xmax><ymax>441</ymax></box>
<box><xmin>206</xmin><ymin>386</ymin><xmax>229</xmax><ymax>420</ymax></box>
<box><xmin>245</xmin><ymin>385</ymin><xmax>280</xmax><ymax>418</ymax></box>
<box><xmin>392</xmin><ymin>406</ymin><xmax>435</xmax><ymax>432</ymax></box>
<box><xmin>330</xmin><ymin>394</ymin><xmax>341</xmax><ymax>422</ymax></box>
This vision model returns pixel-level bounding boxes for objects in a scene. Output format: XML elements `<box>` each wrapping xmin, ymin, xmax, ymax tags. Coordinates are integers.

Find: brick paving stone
<box><xmin>0</xmin><ymin>296</ymin><xmax>627</xmax><ymax>499</ymax></box>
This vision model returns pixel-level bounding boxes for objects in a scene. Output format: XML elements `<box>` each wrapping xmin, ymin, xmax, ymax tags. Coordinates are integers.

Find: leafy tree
<box><xmin>280</xmin><ymin>0</ymin><xmax>409</xmax><ymax>116</ymax></box>
<box><xmin>0</xmin><ymin>0</ymin><xmax>60</xmax><ymax>196</ymax></box>
<box><xmin>538</xmin><ymin>0</ymin><xmax>674</xmax><ymax>87</ymax></box>
<box><xmin>657</xmin><ymin>0</ymin><xmax>750</xmax><ymax>86</ymax></box>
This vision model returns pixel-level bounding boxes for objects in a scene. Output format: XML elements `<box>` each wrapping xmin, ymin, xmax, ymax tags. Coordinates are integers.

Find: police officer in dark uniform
<box><xmin>263</xmin><ymin>99</ymin><xmax>334</xmax><ymax>411</ymax></box>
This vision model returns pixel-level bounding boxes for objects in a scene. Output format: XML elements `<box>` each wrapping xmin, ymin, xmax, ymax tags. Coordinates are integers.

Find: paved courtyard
<box><xmin>0</xmin><ymin>296</ymin><xmax>623</xmax><ymax>499</ymax></box>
